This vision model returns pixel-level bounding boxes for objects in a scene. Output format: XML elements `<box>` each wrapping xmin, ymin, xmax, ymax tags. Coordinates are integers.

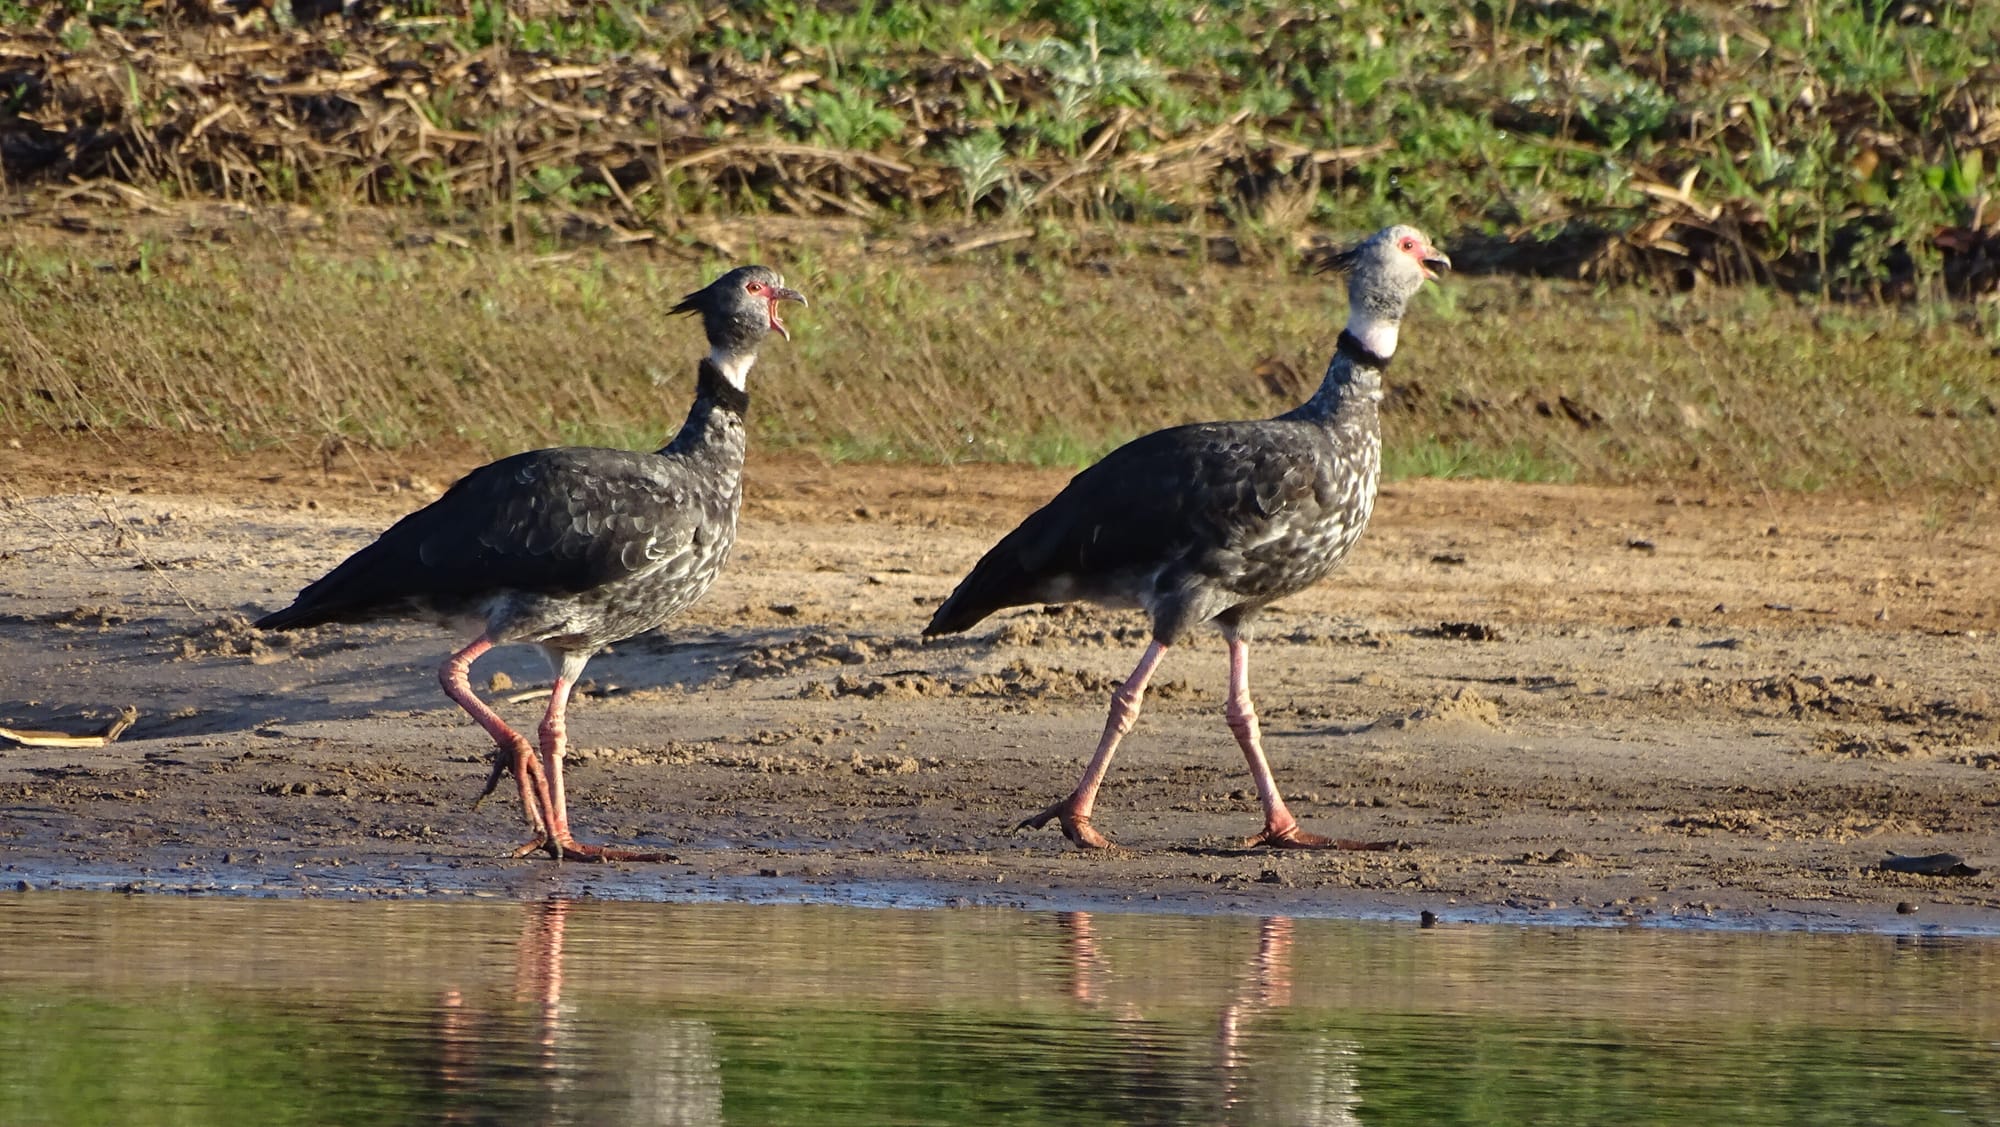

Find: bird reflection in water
<box><xmin>423</xmin><ymin>903</ymin><xmax>1359</xmax><ymax>1124</ymax></box>
<box><xmin>1056</xmin><ymin>911</ymin><xmax>1364</xmax><ymax>1127</ymax></box>
<box><xmin>515</xmin><ymin>895</ymin><xmax>569</xmax><ymax>1061</ymax></box>
<box><xmin>435</xmin><ymin>898</ymin><xmax>725</xmax><ymax>1127</ymax></box>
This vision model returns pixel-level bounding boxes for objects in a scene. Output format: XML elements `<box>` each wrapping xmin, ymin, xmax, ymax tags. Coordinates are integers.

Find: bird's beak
<box><xmin>1421</xmin><ymin>248</ymin><xmax>1452</xmax><ymax>281</ymax></box>
<box><xmin>767</xmin><ymin>285</ymin><xmax>807</xmax><ymax>340</ymax></box>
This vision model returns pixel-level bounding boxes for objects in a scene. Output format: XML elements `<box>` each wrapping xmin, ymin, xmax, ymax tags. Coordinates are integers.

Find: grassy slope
<box><xmin>2</xmin><ymin>217</ymin><xmax>1994</xmax><ymax>493</ymax></box>
<box><xmin>0</xmin><ymin>1</ymin><xmax>1996</xmax><ymax>490</ymax></box>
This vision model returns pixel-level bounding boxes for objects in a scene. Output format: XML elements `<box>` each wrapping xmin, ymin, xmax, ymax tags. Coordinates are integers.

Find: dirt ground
<box><xmin>4</xmin><ymin>437</ymin><xmax>1999</xmax><ymax>931</ymax></box>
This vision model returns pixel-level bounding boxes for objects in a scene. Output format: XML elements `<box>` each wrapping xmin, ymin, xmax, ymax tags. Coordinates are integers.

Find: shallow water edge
<box><xmin>5</xmin><ymin>848</ymin><xmax>1995</xmax><ymax>937</ymax></box>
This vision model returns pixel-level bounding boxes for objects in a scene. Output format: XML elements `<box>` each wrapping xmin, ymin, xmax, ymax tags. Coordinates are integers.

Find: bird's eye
<box><xmin>744</xmin><ymin>281</ymin><xmax>763</xmax><ymax>294</ymax></box>
<box><xmin>1399</xmin><ymin>237</ymin><xmax>1416</xmax><ymax>251</ymax></box>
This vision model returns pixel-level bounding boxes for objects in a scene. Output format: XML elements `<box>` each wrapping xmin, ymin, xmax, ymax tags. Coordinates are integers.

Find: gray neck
<box><xmin>1285</xmin><ymin>358</ymin><xmax>1380</xmax><ymax>432</ymax></box>
<box><xmin>1283</xmin><ymin>291</ymin><xmax>1403</xmax><ymax>423</ymax></box>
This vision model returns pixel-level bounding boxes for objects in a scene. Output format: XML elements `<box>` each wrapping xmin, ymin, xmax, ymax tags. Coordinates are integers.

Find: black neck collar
<box><xmin>695</xmin><ymin>357</ymin><xmax>751</xmax><ymax>416</ymax></box>
<box><xmin>1336</xmin><ymin>329</ymin><xmax>1393</xmax><ymax>371</ymax></box>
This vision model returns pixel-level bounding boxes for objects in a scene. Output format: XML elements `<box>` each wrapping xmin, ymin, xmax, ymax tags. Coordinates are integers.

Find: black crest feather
<box><xmin>1315</xmin><ymin>243</ymin><xmax>1362</xmax><ymax>276</ymax></box>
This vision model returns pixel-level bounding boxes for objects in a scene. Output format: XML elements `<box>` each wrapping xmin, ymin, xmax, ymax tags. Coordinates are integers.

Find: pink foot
<box><xmin>505</xmin><ymin>831</ymin><xmax>670</xmax><ymax>862</ymax></box>
<box><xmin>1019</xmin><ymin>800</ymin><xmax>1118</xmax><ymax>850</ymax></box>
<box><xmin>541</xmin><ymin>833</ymin><xmax>675</xmax><ymax>863</ymax></box>
<box><xmin>1245</xmin><ymin>824</ymin><xmax>1397</xmax><ymax>851</ymax></box>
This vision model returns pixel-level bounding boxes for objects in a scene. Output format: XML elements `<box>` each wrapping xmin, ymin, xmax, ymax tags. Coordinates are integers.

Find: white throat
<box><xmin>1347</xmin><ymin>309</ymin><xmax>1399</xmax><ymax>359</ymax></box>
<box><xmin>710</xmin><ymin>347</ymin><xmax>757</xmax><ymax>391</ymax></box>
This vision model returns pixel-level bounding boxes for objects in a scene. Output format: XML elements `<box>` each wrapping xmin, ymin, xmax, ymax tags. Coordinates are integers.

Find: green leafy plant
<box><xmin>943</xmin><ymin>131</ymin><xmax>1008</xmax><ymax>219</ymax></box>
<box><xmin>793</xmin><ymin>85</ymin><xmax>904</xmax><ymax>151</ymax></box>
<box><xmin>516</xmin><ymin>166</ymin><xmax>609</xmax><ymax>207</ymax></box>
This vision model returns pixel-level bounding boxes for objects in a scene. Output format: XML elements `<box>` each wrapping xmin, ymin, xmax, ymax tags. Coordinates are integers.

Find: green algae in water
<box><xmin>1</xmin><ymin>897</ymin><xmax>1995</xmax><ymax>1126</ymax></box>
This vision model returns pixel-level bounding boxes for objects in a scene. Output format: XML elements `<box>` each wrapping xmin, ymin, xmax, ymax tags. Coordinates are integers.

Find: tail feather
<box><xmin>924</xmin><ymin>544</ymin><xmax>1036</xmax><ymax>636</ymax></box>
<box><xmin>253</xmin><ymin>537</ymin><xmax>407</xmax><ymax>632</ymax></box>
<box><xmin>254</xmin><ymin>571</ymin><xmax>372</xmax><ymax>631</ymax></box>
<box><xmin>253</xmin><ymin>601</ymin><xmax>341</xmax><ymax>632</ymax></box>
<box><xmin>927</xmin><ymin>482</ymin><xmax>1092</xmax><ymax>636</ymax></box>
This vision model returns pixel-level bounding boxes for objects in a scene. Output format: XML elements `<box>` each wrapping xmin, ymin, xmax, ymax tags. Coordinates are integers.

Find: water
<box><xmin>1</xmin><ymin>896</ymin><xmax>1996</xmax><ymax>1126</ymax></box>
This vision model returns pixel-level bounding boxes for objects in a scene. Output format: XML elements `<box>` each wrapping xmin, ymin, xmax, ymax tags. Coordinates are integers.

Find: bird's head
<box><xmin>1322</xmin><ymin>223</ymin><xmax>1450</xmax><ymax>308</ymax></box>
<box><xmin>671</xmin><ymin>264</ymin><xmax>808</xmax><ymax>352</ymax></box>
<box><xmin>1320</xmin><ymin>224</ymin><xmax>1449</xmax><ymax>358</ymax></box>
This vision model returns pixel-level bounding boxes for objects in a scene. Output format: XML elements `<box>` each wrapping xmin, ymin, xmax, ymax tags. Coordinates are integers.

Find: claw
<box><xmin>1245</xmin><ymin>824</ymin><xmax>1396</xmax><ymax>851</ymax></box>
<box><xmin>1018</xmin><ymin>801</ymin><xmax>1118</xmax><ymax>850</ymax></box>
<box><xmin>548</xmin><ymin>837</ymin><xmax>676</xmax><ymax>863</ymax></box>
<box><xmin>472</xmin><ymin>749</ymin><xmax>511</xmax><ymax>812</ymax></box>
<box><xmin>474</xmin><ymin>741</ymin><xmax>552</xmax><ymax>840</ymax></box>
<box><xmin>506</xmin><ymin>832</ymin><xmax>674</xmax><ymax>862</ymax></box>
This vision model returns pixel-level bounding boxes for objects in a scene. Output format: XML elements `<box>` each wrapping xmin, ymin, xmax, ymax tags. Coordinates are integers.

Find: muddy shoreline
<box><xmin>4</xmin><ymin>450</ymin><xmax>1999</xmax><ymax>931</ymax></box>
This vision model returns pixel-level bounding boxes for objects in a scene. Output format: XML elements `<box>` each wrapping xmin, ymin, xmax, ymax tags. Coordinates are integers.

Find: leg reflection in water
<box><xmin>434</xmin><ymin>899</ymin><xmax>726</xmax><ymax>1126</ymax></box>
<box><xmin>1054</xmin><ymin>911</ymin><xmax>1365</xmax><ymax>1127</ymax></box>
<box><xmin>516</xmin><ymin>896</ymin><xmax>571</xmax><ymax>1063</ymax></box>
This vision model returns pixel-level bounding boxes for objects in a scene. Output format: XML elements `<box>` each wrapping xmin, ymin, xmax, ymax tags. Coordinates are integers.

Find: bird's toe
<box><xmin>1060</xmin><ymin>814</ymin><xmax>1117</xmax><ymax>851</ymax></box>
<box><xmin>1247</xmin><ymin>825</ymin><xmax>1397</xmax><ymax>851</ymax></box>
<box><xmin>507</xmin><ymin>833</ymin><xmax>553</xmax><ymax>859</ymax></box>
<box><xmin>550</xmin><ymin>836</ymin><xmax>676</xmax><ymax>863</ymax></box>
<box><xmin>1017</xmin><ymin>802</ymin><xmax>1117</xmax><ymax>850</ymax></box>
<box><xmin>1246</xmin><ymin>825</ymin><xmax>1332</xmax><ymax>849</ymax></box>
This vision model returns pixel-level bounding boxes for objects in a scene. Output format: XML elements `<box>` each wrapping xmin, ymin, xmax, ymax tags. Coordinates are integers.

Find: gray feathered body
<box><xmin>927</xmin><ymin>336</ymin><xmax>1384</xmax><ymax>644</ymax></box>
<box><xmin>257</xmin><ymin>362</ymin><xmax>748</xmax><ymax>655</ymax></box>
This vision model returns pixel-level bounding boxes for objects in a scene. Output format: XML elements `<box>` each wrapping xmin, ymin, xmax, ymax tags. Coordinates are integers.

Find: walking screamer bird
<box><xmin>925</xmin><ymin>225</ymin><xmax>1448</xmax><ymax>850</ymax></box>
<box><xmin>256</xmin><ymin>265</ymin><xmax>805</xmax><ymax>861</ymax></box>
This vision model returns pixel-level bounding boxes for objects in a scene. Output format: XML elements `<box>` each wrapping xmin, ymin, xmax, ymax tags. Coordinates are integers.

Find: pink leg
<box><xmin>440</xmin><ymin>636</ymin><xmax>551</xmax><ymax>846</ymax></box>
<box><xmin>1020</xmin><ymin>640</ymin><xmax>1168</xmax><ymax>849</ymax></box>
<box><xmin>531</xmin><ymin>670</ymin><xmax>670</xmax><ymax>862</ymax></box>
<box><xmin>1227</xmin><ymin>636</ymin><xmax>1392</xmax><ymax>851</ymax></box>
<box><xmin>538</xmin><ymin>680</ymin><xmax>572</xmax><ymax>840</ymax></box>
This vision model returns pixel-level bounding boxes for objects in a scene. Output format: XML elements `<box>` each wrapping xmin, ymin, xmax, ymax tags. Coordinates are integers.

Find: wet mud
<box><xmin>4</xmin><ymin>446</ymin><xmax>1998</xmax><ymax>930</ymax></box>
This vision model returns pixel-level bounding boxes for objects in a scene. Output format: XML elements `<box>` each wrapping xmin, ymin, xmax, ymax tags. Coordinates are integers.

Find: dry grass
<box><xmin>4</xmin><ymin>1</ymin><xmax>1997</xmax><ymax>295</ymax></box>
<box><xmin>3</xmin><ymin>209</ymin><xmax>1996</xmax><ymax>494</ymax></box>
<box><xmin>3</xmin><ymin>2</ymin><xmax>1996</xmax><ymax>495</ymax></box>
